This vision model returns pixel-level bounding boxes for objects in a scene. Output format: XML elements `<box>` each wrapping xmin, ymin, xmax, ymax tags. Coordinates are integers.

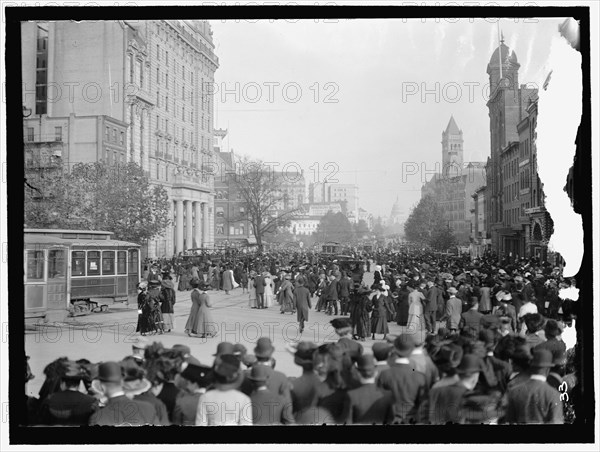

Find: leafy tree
<box><xmin>354</xmin><ymin>219</ymin><xmax>370</xmax><ymax>237</ymax></box>
<box><xmin>404</xmin><ymin>194</ymin><xmax>447</xmax><ymax>246</ymax></box>
<box><xmin>430</xmin><ymin>224</ymin><xmax>458</xmax><ymax>251</ymax></box>
<box><xmin>229</xmin><ymin>156</ymin><xmax>299</xmax><ymax>252</ymax></box>
<box><xmin>314</xmin><ymin>211</ymin><xmax>354</xmax><ymax>243</ymax></box>
<box><xmin>24</xmin><ymin>161</ymin><xmax>171</xmax><ymax>245</ymax></box>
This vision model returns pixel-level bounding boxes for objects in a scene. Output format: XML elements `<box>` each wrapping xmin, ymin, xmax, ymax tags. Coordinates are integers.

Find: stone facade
<box><xmin>22</xmin><ymin>20</ymin><xmax>219</xmax><ymax>257</ymax></box>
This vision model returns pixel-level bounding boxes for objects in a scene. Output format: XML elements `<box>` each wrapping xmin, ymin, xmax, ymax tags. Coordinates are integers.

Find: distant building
<box><xmin>301</xmin><ymin>202</ymin><xmax>343</xmax><ymax>217</ymax></box>
<box><xmin>389</xmin><ymin>196</ymin><xmax>407</xmax><ymax>225</ymax></box>
<box><xmin>307</xmin><ymin>181</ymin><xmax>359</xmax><ymax>223</ymax></box>
<box><xmin>419</xmin><ymin>116</ymin><xmax>486</xmax><ymax>244</ymax></box>
<box><xmin>358</xmin><ymin>207</ymin><xmax>374</xmax><ymax>230</ymax></box>
<box><xmin>288</xmin><ymin>216</ymin><xmax>321</xmax><ymax>236</ymax></box>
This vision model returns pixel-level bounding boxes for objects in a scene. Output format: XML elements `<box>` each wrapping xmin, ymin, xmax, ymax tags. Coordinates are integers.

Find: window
<box><xmin>102</xmin><ymin>251</ymin><xmax>115</xmax><ymax>275</ymax></box>
<box><xmin>156</xmin><ymin>91</ymin><xmax>160</xmax><ymax>107</ymax></box>
<box><xmin>128</xmin><ymin>250</ymin><xmax>139</xmax><ymax>275</ymax></box>
<box><xmin>105</xmin><ymin>126</ymin><xmax>110</xmax><ymax>141</ymax></box>
<box><xmin>71</xmin><ymin>251</ymin><xmax>86</xmax><ymax>276</ymax></box>
<box><xmin>165</xmin><ymin>119</ymin><xmax>169</xmax><ymax>134</ymax></box>
<box><xmin>157</xmin><ymin>44</ymin><xmax>160</xmax><ymax>59</ymax></box>
<box><xmin>47</xmin><ymin>249</ymin><xmax>66</xmax><ymax>279</ymax></box>
<box><xmin>156</xmin><ymin>115</ymin><xmax>160</xmax><ymax>129</ymax></box>
<box><xmin>36</xmin><ymin>25</ymin><xmax>48</xmax><ymax>115</ymax></box>
<box><xmin>87</xmin><ymin>251</ymin><xmax>100</xmax><ymax>275</ymax></box>
<box><xmin>136</xmin><ymin>59</ymin><xmax>143</xmax><ymax>88</ymax></box>
<box><xmin>27</xmin><ymin>127</ymin><xmax>34</xmax><ymax>142</ymax></box>
<box><xmin>53</xmin><ymin>126</ymin><xmax>62</xmax><ymax>141</ymax></box>
<box><xmin>216</xmin><ymin>207</ymin><xmax>224</xmax><ymax>217</ymax></box>
<box><xmin>166</xmin><ymin>51</ymin><xmax>169</xmax><ymax>66</ymax></box>
<box><xmin>240</xmin><ymin>223</ymin><xmax>245</xmax><ymax>235</ymax></box>
<box><xmin>26</xmin><ymin>250</ymin><xmax>45</xmax><ymax>281</ymax></box>
<box><xmin>166</xmin><ymin>96</ymin><xmax>169</xmax><ymax>112</ymax></box>
<box><xmin>229</xmin><ymin>225</ymin><xmax>235</xmax><ymax>236</ymax></box>
<box><xmin>166</xmin><ymin>74</ymin><xmax>169</xmax><ymax>89</ymax></box>
<box><xmin>119</xmin><ymin>131</ymin><xmax>124</xmax><ymax>146</ymax></box>
<box><xmin>156</xmin><ymin>68</ymin><xmax>160</xmax><ymax>85</ymax></box>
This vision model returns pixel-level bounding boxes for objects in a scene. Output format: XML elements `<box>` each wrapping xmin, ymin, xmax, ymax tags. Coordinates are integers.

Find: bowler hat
<box><xmin>97</xmin><ymin>362</ymin><xmax>123</xmax><ymax>383</ymax></box>
<box><xmin>530</xmin><ymin>349</ymin><xmax>554</xmax><ymax>368</ymax></box>
<box><xmin>294</xmin><ymin>341</ymin><xmax>318</xmax><ymax>366</ymax></box>
<box><xmin>248</xmin><ymin>364</ymin><xmax>271</xmax><ymax>382</ymax></box>
<box><xmin>254</xmin><ymin>337</ymin><xmax>275</xmax><ymax>359</ymax></box>
<box><xmin>456</xmin><ymin>354</ymin><xmax>482</xmax><ymax>375</ymax></box>
<box><xmin>213</xmin><ymin>354</ymin><xmax>241</xmax><ymax>384</ymax></box>
<box><xmin>213</xmin><ymin>342</ymin><xmax>235</xmax><ymax>357</ymax></box>
<box><xmin>434</xmin><ymin>343</ymin><xmax>464</xmax><ymax>370</ymax></box>
<box><xmin>393</xmin><ymin>334</ymin><xmax>415</xmax><ymax>357</ymax></box>
<box><xmin>372</xmin><ymin>342</ymin><xmax>393</xmax><ymax>361</ymax></box>
<box><xmin>356</xmin><ymin>354</ymin><xmax>376</xmax><ymax>372</ymax></box>
<box><xmin>171</xmin><ymin>344</ymin><xmax>191</xmax><ymax>357</ymax></box>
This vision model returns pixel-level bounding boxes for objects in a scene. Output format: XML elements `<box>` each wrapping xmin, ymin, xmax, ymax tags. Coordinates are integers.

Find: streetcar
<box><xmin>24</xmin><ymin>229</ymin><xmax>141</xmax><ymax>321</ymax></box>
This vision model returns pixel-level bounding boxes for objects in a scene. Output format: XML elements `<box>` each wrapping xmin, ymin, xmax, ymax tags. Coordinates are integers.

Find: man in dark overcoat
<box><xmin>294</xmin><ymin>276</ymin><xmax>312</xmax><ymax>333</ymax></box>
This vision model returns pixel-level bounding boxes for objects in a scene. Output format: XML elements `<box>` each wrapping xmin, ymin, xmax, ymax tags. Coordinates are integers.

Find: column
<box><xmin>194</xmin><ymin>201</ymin><xmax>202</xmax><ymax>249</ymax></box>
<box><xmin>202</xmin><ymin>201</ymin><xmax>210</xmax><ymax>247</ymax></box>
<box><xmin>186</xmin><ymin>200</ymin><xmax>193</xmax><ymax>251</ymax></box>
<box><xmin>175</xmin><ymin>199</ymin><xmax>184</xmax><ymax>254</ymax></box>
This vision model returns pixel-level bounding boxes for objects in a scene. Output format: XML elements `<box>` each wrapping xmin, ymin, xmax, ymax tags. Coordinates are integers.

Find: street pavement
<box><xmin>25</xmin><ymin>271</ymin><xmax>409</xmax><ymax>398</ymax></box>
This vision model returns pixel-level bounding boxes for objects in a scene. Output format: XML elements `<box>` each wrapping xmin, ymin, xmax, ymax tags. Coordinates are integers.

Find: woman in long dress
<box><xmin>350</xmin><ymin>287</ymin><xmax>372</xmax><ymax>341</ymax></box>
<box><xmin>222</xmin><ymin>266</ymin><xmax>234</xmax><ymax>295</ymax></box>
<box><xmin>370</xmin><ymin>288</ymin><xmax>391</xmax><ymax>340</ymax></box>
<box><xmin>396</xmin><ymin>284</ymin><xmax>410</xmax><ymax>326</ymax></box>
<box><xmin>406</xmin><ymin>285</ymin><xmax>427</xmax><ymax>343</ymax></box>
<box><xmin>277</xmin><ymin>274</ymin><xmax>295</xmax><ymax>314</ymax></box>
<box><xmin>264</xmin><ymin>272</ymin><xmax>275</xmax><ymax>308</ymax></box>
<box><xmin>184</xmin><ymin>281</ymin><xmax>216</xmax><ymax>338</ymax></box>
<box><xmin>248</xmin><ymin>271</ymin><xmax>257</xmax><ymax>308</ymax></box>
<box><xmin>136</xmin><ymin>282</ymin><xmax>154</xmax><ymax>335</ymax></box>
<box><xmin>159</xmin><ymin>275</ymin><xmax>176</xmax><ymax>332</ymax></box>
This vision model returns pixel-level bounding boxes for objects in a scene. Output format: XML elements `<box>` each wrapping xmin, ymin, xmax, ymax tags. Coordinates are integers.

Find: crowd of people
<box><xmin>23</xmin><ymin>248</ymin><xmax>578</xmax><ymax>426</ymax></box>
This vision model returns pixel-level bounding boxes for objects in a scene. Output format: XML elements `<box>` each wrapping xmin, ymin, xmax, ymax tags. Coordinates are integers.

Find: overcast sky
<box><xmin>210</xmin><ymin>17</ymin><xmax>566</xmax><ymax>218</ymax></box>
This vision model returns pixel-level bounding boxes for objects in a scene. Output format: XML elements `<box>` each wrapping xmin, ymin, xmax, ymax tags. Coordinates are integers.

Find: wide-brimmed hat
<box><xmin>456</xmin><ymin>354</ymin><xmax>482</xmax><ymax>375</ymax></box>
<box><xmin>447</xmin><ymin>287</ymin><xmax>458</xmax><ymax>294</ymax></box>
<box><xmin>123</xmin><ymin>378</ymin><xmax>152</xmax><ymax>397</ymax></box>
<box><xmin>213</xmin><ymin>354</ymin><xmax>241</xmax><ymax>384</ymax></box>
<box><xmin>62</xmin><ymin>360</ymin><xmax>86</xmax><ymax>382</ymax></box>
<box><xmin>285</xmin><ymin>274</ymin><xmax>292</xmax><ymax>280</ymax></box>
<box><xmin>372</xmin><ymin>342</ymin><xmax>393</xmax><ymax>361</ymax></box>
<box><xmin>233</xmin><ymin>343</ymin><xmax>247</xmax><ymax>358</ymax></box>
<box><xmin>137</xmin><ymin>281</ymin><xmax>148</xmax><ymax>290</ymax></box>
<box><xmin>393</xmin><ymin>334</ymin><xmax>415</xmax><ymax>357</ymax></box>
<box><xmin>213</xmin><ymin>342</ymin><xmax>235</xmax><ymax>357</ymax></box>
<box><xmin>254</xmin><ymin>337</ymin><xmax>275</xmax><ymax>359</ymax></box>
<box><xmin>294</xmin><ymin>341</ymin><xmax>318</xmax><ymax>366</ymax></box>
<box><xmin>330</xmin><ymin>318</ymin><xmax>351</xmax><ymax>330</ymax></box>
<box><xmin>171</xmin><ymin>344</ymin><xmax>191</xmax><ymax>357</ymax></box>
<box><xmin>529</xmin><ymin>349</ymin><xmax>554</xmax><ymax>368</ymax></box>
<box><xmin>97</xmin><ymin>362</ymin><xmax>123</xmax><ymax>383</ymax></box>
<box><xmin>180</xmin><ymin>363</ymin><xmax>212</xmax><ymax>387</ymax></box>
<box><xmin>248</xmin><ymin>364</ymin><xmax>271</xmax><ymax>382</ymax></box>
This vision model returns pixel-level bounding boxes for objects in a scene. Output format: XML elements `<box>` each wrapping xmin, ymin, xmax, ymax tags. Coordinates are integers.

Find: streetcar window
<box><xmin>128</xmin><ymin>249</ymin><xmax>139</xmax><ymax>274</ymax></box>
<box><xmin>102</xmin><ymin>251</ymin><xmax>115</xmax><ymax>275</ymax></box>
<box><xmin>72</xmin><ymin>251</ymin><xmax>86</xmax><ymax>276</ymax></box>
<box><xmin>26</xmin><ymin>250</ymin><xmax>45</xmax><ymax>281</ymax></box>
<box><xmin>48</xmin><ymin>249</ymin><xmax>66</xmax><ymax>279</ymax></box>
<box><xmin>117</xmin><ymin>251</ymin><xmax>127</xmax><ymax>275</ymax></box>
<box><xmin>87</xmin><ymin>251</ymin><xmax>101</xmax><ymax>276</ymax></box>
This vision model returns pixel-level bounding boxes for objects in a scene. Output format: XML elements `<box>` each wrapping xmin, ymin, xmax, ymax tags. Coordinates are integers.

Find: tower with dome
<box><xmin>484</xmin><ymin>32</ymin><xmax>538</xmax><ymax>256</ymax></box>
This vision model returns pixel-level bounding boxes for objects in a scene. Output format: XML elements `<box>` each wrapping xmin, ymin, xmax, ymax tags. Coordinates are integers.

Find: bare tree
<box><xmin>230</xmin><ymin>156</ymin><xmax>300</xmax><ymax>252</ymax></box>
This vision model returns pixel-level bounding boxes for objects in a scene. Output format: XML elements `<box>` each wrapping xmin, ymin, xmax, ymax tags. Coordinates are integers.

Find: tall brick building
<box><xmin>22</xmin><ymin>20</ymin><xmax>219</xmax><ymax>257</ymax></box>
<box><xmin>484</xmin><ymin>35</ymin><xmax>538</xmax><ymax>256</ymax></box>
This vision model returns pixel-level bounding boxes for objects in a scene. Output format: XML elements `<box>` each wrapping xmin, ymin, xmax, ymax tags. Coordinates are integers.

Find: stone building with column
<box><xmin>21</xmin><ymin>20</ymin><xmax>219</xmax><ymax>257</ymax></box>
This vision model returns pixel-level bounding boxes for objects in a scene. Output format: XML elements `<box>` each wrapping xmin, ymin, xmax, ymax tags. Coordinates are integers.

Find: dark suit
<box><xmin>428</xmin><ymin>382</ymin><xmax>469</xmax><ymax>424</ymax></box>
<box><xmin>135</xmin><ymin>390</ymin><xmax>170</xmax><ymax>425</ymax></box>
<box><xmin>504</xmin><ymin>378</ymin><xmax>564</xmax><ymax>424</ymax></box>
<box><xmin>459</xmin><ymin>309</ymin><xmax>484</xmax><ymax>339</ymax></box>
<box><xmin>377</xmin><ymin>361</ymin><xmax>426</xmax><ymax>424</ymax></box>
<box><xmin>241</xmin><ymin>364</ymin><xmax>292</xmax><ymax>404</ymax></box>
<box><xmin>337</xmin><ymin>337</ymin><xmax>363</xmax><ymax>362</ymax></box>
<box><xmin>254</xmin><ymin>275</ymin><xmax>266</xmax><ymax>308</ymax></box>
<box><xmin>424</xmin><ymin>286</ymin><xmax>439</xmax><ymax>333</ymax></box>
<box><xmin>250</xmin><ymin>388</ymin><xmax>295</xmax><ymax>424</ymax></box>
<box><xmin>289</xmin><ymin>371</ymin><xmax>322</xmax><ymax>416</ymax></box>
<box><xmin>156</xmin><ymin>381</ymin><xmax>181</xmax><ymax>423</ymax></box>
<box><xmin>38</xmin><ymin>389</ymin><xmax>98</xmax><ymax>426</ymax></box>
<box><xmin>89</xmin><ymin>395</ymin><xmax>159</xmax><ymax>426</ymax></box>
<box><xmin>294</xmin><ymin>285</ymin><xmax>312</xmax><ymax>331</ymax></box>
<box><xmin>343</xmin><ymin>383</ymin><xmax>393</xmax><ymax>424</ymax></box>
<box><xmin>172</xmin><ymin>390</ymin><xmax>203</xmax><ymax>426</ymax></box>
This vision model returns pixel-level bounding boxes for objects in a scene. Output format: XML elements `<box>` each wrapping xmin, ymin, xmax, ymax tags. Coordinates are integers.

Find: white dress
<box><xmin>248</xmin><ymin>278</ymin><xmax>257</xmax><ymax>308</ymax></box>
<box><xmin>264</xmin><ymin>277</ymin><xmax>274</xmax><ymax>308</ymax></box>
